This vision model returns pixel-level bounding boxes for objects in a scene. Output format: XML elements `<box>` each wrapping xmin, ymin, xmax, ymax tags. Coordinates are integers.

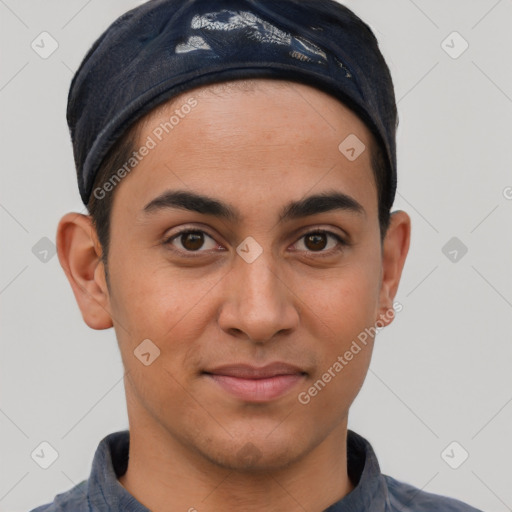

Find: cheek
<box><xmin>309</xmin><ymin>256</ymin><xmax>382</xmax><ymax>339</ymax></box>
<box><xmin>296</xmin><ymin>276</ymin><xmax>379</xmax><ymax>418</ymax></box>
<box><xmin>300</xmin><ymin>251</ymin><xmax>381</xmax><ymax>389</ymax></box>
<box><xmin>108</xmin><ymin>255</ymin><xmax>221</xmax><ymax>362</ymax></box>
<box><xmin>108</xmin><ymin>261</ymin><xmax>218</xmax><ymax>409</ymax></box>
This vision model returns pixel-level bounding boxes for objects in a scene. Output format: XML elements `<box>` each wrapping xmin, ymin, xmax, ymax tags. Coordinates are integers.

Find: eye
<box><xmin>164</xmin><ymin>229</ymin><xmax>220</xmax><ymax>254</ymax></box>
<box><xmin>291</xmin><ymin>229</ymin><xmax>346</xmax><ymax>255</ymax></box>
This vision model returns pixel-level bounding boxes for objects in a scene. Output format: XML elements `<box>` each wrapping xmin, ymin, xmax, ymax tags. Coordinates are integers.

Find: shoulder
<box><xmin>28</xmin><ymin>479</ymin><xmax>89</xmax><ymax>512</ymax></box>
<box><xmin>384</xmin><ymin>475</ymin><xmax>483</xmax><ymax>512</ymax></box>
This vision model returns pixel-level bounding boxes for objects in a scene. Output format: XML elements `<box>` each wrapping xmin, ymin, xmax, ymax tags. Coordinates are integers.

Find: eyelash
<box><xmin>163</xmin><ymin>227</ymin><xmax>348</xmax><ymax>259</ymax></box>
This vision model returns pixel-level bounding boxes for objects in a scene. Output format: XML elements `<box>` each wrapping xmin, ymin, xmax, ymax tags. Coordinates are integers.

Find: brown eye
<box><xmin>293</xmin><ymin>229</ymin><xmax>346</xmax><ymax>255</ymax></box>
<box><xmin>304</xmin><ymin>232</ymin><xmax>328</xmax><ymax>251</ymax></box>
<box><xmin>180</xmin><ymin>231</ymin><xmax>205</xmax><ymax>251</ymax></box>
<box><xmin>165</xmin><ymin>229</ymin><xmax>219</xmax><ymax>253</ymax></box>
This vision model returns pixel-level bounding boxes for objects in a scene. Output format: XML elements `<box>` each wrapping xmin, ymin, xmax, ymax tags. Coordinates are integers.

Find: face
<box><xmin>98</xmin><ymin>79</ymin><xmax>400</xmax><ymax>470</ymax></box>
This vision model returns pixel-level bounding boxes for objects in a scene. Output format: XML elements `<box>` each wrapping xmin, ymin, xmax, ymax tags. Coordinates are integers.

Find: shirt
<box><xmin>30</xmin><ymin>429</ymin><xmax>482</xmax><ymax>511</ymax></box>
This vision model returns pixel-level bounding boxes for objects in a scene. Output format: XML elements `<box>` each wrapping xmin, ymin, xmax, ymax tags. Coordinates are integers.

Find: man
<box><xmin>31</xmin><ymin>0</ymin><xmax>482</xmax><ymax>510</ymax></box>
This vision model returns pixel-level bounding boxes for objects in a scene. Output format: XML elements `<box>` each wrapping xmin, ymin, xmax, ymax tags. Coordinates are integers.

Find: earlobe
<box><xmin>377</xmin><ymin>210</ymin><xmax>411</xmax><ymax>326</ymax></box>
<box><xmin>56</xmin><ymin>212</ymin><xmax>113</xmax><ymax>330</ymax></box>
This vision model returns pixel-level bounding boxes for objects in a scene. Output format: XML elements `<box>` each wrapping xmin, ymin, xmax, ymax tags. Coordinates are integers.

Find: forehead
<box><xmin>139</xmin><ymin>78</ymin><xmax>372</xmax><ymax>145</ymax></box>
<box><xmin>116</xmin><ymin>79</ymin><xmax>378</xmax><ymax>221</ymax></box>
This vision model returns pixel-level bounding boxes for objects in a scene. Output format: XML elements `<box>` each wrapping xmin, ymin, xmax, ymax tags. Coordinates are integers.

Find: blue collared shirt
<box><xmin>30</xmin><ymin>430</ymin><xmax>482</xmax><ymax>511</ymax></box>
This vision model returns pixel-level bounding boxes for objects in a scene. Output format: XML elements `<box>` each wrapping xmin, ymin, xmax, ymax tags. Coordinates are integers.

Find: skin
<box><xmin>57</xmin><ymin>79</ymin><xmax>410</xmax><ymax>512</ymax></box>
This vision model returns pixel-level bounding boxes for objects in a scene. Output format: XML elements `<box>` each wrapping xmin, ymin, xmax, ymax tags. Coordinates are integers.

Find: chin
<box><xmin>195</xmin><ymin>431</ymin><xmax>310</xmax><ymax>473</ymax></box>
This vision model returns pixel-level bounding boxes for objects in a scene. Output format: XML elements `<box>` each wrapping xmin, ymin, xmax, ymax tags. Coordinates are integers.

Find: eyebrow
<box><xmin>143</xmin><ymin>189</ymin><xmax>365</xmax><ymax>223</ymax></box>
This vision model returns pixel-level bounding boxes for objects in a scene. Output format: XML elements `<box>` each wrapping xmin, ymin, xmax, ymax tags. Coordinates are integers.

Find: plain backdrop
<box><xmin>1</xmin><ymin>1</ymin><xmax>511</xmax><ymax>511</ymax></box>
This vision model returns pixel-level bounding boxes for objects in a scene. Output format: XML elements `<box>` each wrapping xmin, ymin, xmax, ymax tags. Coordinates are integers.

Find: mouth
<box><xmin>202</xmin><ymin>362</ymin><xmax>307</xmax><ymax>402</ymax></box>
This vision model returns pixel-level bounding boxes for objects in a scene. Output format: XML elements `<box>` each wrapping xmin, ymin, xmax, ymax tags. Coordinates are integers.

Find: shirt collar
<box><xmin>88</xmin><ymin>429</ymin><xmax>388</xmax><ymax>511</ymax></box>
<box><xmin>88</xmin><ymin>430</ymin><xmax>149</xmax><ymax>511</ymax></box>
<box><xmin>324</xmin><ymin>430</ymin><xmax>389</xmax><ymax>511</ymax></box>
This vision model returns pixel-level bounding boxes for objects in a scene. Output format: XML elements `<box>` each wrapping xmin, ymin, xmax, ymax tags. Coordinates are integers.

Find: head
<box><xmin>57</xmin><ymin>0</ymin><xmax>410</xmax><ymax>473</ymax></box>
<box><xmin>58</xmin><ymin>77</ymin><xmax>410</xmax><ymax>471</ymax></box>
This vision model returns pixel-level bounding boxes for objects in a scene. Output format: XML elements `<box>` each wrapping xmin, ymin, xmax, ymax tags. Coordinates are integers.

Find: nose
<box><xmin>217</xmin><ymin>249</ymin><xmax>300</xmax><ymax>344</ymax></box>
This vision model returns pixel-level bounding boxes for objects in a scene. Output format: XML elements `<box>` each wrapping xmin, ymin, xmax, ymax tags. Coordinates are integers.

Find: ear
<box><xmin>376</xmin><ymin>210</ymin><xmax>411</xmax><ymax>326</ymax></box>
<box><xmin>56</xmin><ymin>212</ymin><xmax>113</xmax><ymax>330</ymax></box>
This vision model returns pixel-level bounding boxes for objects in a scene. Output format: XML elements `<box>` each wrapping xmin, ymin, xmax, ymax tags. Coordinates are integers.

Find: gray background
<box><xmin>1</xmin><ymin>1</ymin><xmax>511</xmax><ymax>511</ymax></box>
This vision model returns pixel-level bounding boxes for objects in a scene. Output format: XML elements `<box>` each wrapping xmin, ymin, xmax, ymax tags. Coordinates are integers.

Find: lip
<box><xmin>203</xmin><ymin>362</ymin><xmax>307</xmax><ymax>402</ymax></box>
